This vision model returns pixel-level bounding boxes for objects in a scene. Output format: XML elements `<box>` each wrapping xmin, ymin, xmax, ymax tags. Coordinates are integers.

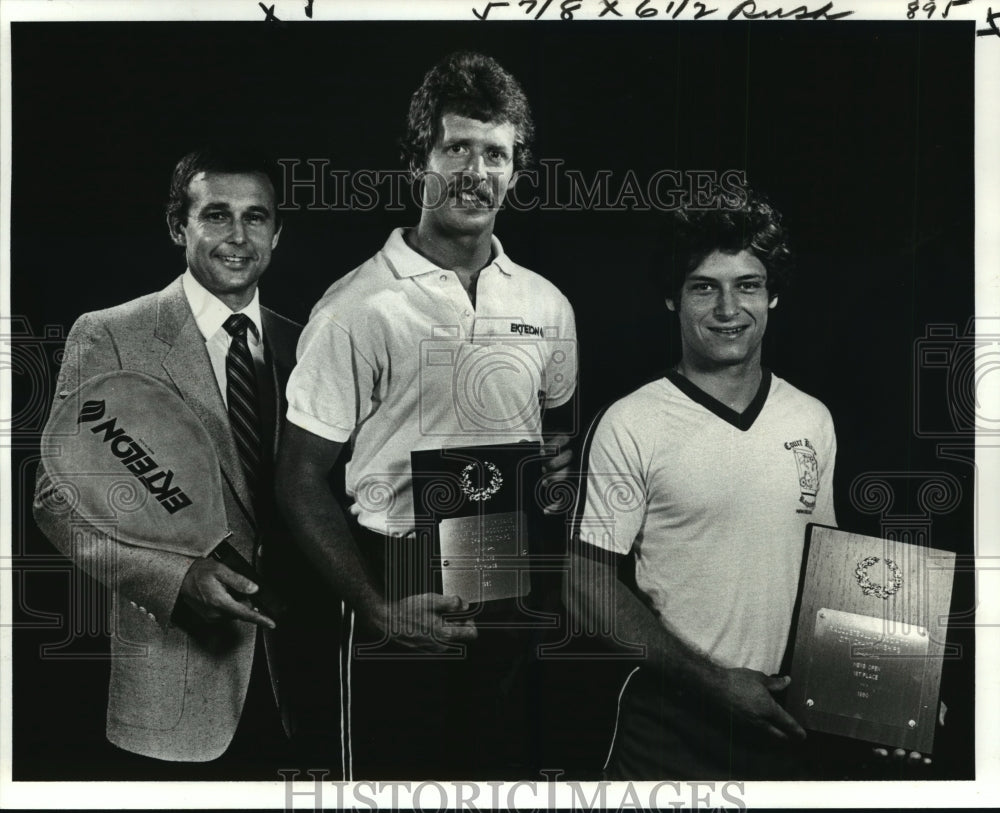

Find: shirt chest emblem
<box><xmin>509</xmin><ymin>322</ymin><xmax>545</xmax><ymax>337</ymax></box>
<box><xmin>784</xmin><ymin>438</ymin><xmax>819</xmax><ymax>513</ymax></box>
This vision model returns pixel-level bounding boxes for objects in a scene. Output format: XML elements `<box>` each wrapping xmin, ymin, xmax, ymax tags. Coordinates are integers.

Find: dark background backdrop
<box><xmin>9</xmin><ymin>20</ymin><xmax>976</xmax><ymax>780</ymax></box>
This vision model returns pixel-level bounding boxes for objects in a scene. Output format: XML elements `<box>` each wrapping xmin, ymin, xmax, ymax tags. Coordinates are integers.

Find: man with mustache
<box><xmin>277</xmin><ymin>51</ymin><xmax>577</xmax><ymax>778</ymax></box>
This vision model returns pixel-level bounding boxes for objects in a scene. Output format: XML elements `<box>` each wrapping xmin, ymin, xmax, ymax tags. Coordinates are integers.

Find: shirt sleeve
<box><xmin>285</xmin><ymin>308</ymin><xmax>376</xmax><ymax>443</ymax></box>
<box><xmin>542</xmin><ymin>295</ymin><xmax>578</xmax><ymax>409</ymax></box>
<box><xmin>574</xmin><ymin>404</ymin><xmax>647</xmax><ymax>556</ymax></box>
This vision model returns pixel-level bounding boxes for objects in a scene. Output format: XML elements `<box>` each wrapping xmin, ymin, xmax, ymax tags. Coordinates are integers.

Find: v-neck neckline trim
<box><xmin>665</xmin><ymin>367</ymin><xmax>772</xmax><ymax>431</ymax></box>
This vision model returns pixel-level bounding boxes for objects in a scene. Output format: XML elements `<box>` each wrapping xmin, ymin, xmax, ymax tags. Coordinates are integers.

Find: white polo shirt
<box><xmin>576</xmin><ymin>371</ymin><xmax>837</xmax><ymax>675</ymax></box>
<box><xmin>287</xmin><ymin>227</ymin><xmax>577</xmax><ymax>535</ymax></box>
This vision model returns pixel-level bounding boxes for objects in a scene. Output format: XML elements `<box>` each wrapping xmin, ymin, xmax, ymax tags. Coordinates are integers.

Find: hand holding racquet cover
<box><xmin>41</xmin><ymin>371</ymin><xmax>287</xmax><ymax>619</ymax></box>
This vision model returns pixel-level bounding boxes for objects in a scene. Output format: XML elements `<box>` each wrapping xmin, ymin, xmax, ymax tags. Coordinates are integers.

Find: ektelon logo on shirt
<box><xmin>510</xmin><ymin>323</ymin><xmax>544</xmax><ymax>337</ymax></box>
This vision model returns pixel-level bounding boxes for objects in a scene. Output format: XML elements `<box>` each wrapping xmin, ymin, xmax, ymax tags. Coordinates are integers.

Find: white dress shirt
<box><xmin>181</xmin><ymin>270</ymin><xmax>266</xmax><ymax>405</ymax></box>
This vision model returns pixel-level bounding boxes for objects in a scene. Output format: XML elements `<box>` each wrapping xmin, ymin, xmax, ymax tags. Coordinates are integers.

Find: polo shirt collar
<box><xmin>182</xmin><ymin>269</ymin><xmax>263</xmax><ymax>344</ymax></box>
<box><xmin>383</xmin><ymin>227</ymin><xmax>514</xmax><ymax>279</ymax></box>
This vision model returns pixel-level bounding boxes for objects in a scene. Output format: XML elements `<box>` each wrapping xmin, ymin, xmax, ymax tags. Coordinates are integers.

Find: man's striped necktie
<box><xmin>223</xmin><ymin>313</ymin><xmax>262</xmax><ymax>504</ymax></box>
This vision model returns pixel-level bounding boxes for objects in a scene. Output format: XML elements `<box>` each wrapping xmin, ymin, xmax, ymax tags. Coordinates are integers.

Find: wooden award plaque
<box><xmin>786</xmin><ymin>525</ymin><xmax>955</xmax><ymax>754</ymax></box>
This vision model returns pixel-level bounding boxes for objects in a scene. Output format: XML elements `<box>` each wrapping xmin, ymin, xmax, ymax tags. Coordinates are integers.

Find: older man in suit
<box><xmin>32</xmin><ymin>148</ymin><xmax>325</xmax><ymax>777</ymax></box>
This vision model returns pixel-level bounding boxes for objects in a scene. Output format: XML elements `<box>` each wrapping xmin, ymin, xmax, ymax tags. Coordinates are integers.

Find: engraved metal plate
<box><xmin>804</xmin><ymin>608</ymin><xmax>929</xmax><ymax>727</ymax></box>
<box><xmin>438</xmin><ymin>510</ymin><xmax>529</xmax><ymax>603</ymax></box>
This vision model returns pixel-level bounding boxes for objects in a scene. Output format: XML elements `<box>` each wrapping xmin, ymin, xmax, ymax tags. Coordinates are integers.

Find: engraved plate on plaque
<box><xmin>438</xmin><ymin>510</ymin><xmax>529</xmax><ymax>603</ymax></box>
<box><xmin>804</xmin><ymin>608</ymin><xmax>929</xmax><ymax>727</ymax></box>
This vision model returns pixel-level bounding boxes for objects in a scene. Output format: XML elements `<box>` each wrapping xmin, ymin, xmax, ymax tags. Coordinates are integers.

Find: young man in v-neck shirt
<box><xmin>568</xmin><ymin>189</ymin><xmax>837</xmax><ymax>779</ymax></box>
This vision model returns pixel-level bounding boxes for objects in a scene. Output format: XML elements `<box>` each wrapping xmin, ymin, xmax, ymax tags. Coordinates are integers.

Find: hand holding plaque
<box><xmin>380</xmin><ymin>592</ymin><xmax>479</xmax><ymax>653</ymax></box>
<box><xmin>539</xmin><ymin>433</ymin><xmax>574</xmax><ymax>515</ymax></box>
<box><xmin>716</xmin><ymin>669</ymin><xmax>806</xmax><ymax>742</ymax></box>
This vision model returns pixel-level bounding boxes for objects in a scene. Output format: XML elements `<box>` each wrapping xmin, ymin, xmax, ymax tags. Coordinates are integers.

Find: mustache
<box><xmin>446</xmin><ymin>173</ymin><xmax>498</xmax><ymax>205</ymax></box>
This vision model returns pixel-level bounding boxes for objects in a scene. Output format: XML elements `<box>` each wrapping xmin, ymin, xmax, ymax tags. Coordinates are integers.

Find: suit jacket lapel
<box><xmin>155</xmin><ymin>279</ymin><xmax>256</xmax><ymax>526</ymax></box>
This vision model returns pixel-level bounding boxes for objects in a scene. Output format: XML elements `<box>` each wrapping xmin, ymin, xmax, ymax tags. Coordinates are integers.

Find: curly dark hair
<box><xmin>657</xmin><ymin>187</ymin><xmax>794</xmax><ymax>302</ymax></box>
<box><xmin>166</xmin><ymin>146</ymin><xmax>283</xmax><ymax>233</ymax></box>
<box><xmin>400</xmin><ymin>51</ymin><xmax>535</xmax><ymax>174</ymax></box>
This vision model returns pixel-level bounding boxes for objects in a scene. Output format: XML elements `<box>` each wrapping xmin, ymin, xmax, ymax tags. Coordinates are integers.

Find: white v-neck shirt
<box><xmin>577</xmin><ymin>371</ymin><xmax>837</xmax><ymax>673</ymax></box>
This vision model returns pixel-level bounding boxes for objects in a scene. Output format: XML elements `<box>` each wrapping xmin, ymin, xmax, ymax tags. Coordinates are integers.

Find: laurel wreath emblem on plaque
<box><xmin>855</xmin><ymin>556</ymin><xmax>903</xmax><ymax>600</ymax></box>
<box><xmin>459</xmin><ymin>461</ymin><xmax>503</xmax><ymax>502</ymax></box>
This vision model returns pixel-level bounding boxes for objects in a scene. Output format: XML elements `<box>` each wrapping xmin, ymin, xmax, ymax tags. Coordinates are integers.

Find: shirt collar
<box><xmin>182</xmin><ymin>270</ymin><xmax>263</xmax><ymax>344</ymax></box>
<box><xmin>382</xmin><ymin>227</ymin><xmax>514</xmax><ymax>279</ymax></box>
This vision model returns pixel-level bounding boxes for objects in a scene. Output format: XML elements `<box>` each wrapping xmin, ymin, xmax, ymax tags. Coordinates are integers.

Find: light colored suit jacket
<box><xmin>33</xmin><ymin>276</ymin><xmax>300</xmax><ymax>762</ymax></box>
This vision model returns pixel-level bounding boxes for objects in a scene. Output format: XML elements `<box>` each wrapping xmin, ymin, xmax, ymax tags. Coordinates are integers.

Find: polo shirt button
<box><xmin>129</xmin><ymin>600</ymin><xmax>137</xmax><ymax>608</ymax></box>
<box><xmin>256</xmin><ymin>544</ymin><xmax>264</xmax><ymax>560</ymax></box>
<box><xmin>439</xmin><ymin>274</ymin><xmax>448</xmax><ymax>282</ymax></box>
<box><xmin>463</xmin><ymin>310</ymin><xmax>470</xmax><ymax>317</ymax></box>
<box><xmin>148</xmin><ymin>613</ymin><xmax>156</xmax><ymax>622</ymax></box>
<box><xmin>138</xmin><ymin>605</ymin><xmax>147</xmax><ymax>613</ymax></box>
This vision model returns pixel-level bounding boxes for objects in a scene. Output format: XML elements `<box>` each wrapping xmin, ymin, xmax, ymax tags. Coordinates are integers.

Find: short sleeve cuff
<box><xmin>286</xmin><ymin>406</ymin><xmax>354</xmax><ymax>443</ymax></box>
<box><xmin>571</xmin><ymin>535</ymin><xmax>625</xmax><ymax>564</ymax></box>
